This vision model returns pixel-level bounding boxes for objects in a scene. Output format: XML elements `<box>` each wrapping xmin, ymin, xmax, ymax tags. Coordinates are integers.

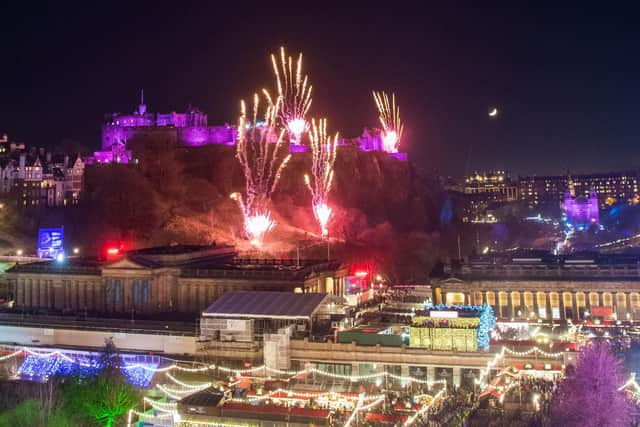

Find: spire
<box><xmin>567</xmin><ymin>169</ymin><xmax>575</xmax><ymax>198</ymax></box>
<box><xmin>138</xmin><ymin>89</ymin><xmax>147</xmax><ymax>115</ymax></box>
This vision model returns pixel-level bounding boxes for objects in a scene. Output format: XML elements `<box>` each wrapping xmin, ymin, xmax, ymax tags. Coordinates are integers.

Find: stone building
<box><xmin>433</xmin><ymin>252</ymin><xmax>640</xmax><ymax>321</ymax></box>
<box><xmin>5</xmin><ymin>245</ymin><xmax>349</xmax><ymax>317</ymax></box>
<box><xmin>0</xmin><ymin>151</ymin><xmax>85</xmax><ymax>207</ymax></box>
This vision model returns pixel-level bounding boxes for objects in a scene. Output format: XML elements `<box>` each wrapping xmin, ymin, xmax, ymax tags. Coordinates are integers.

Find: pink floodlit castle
<box><xmin>91</xmin><ymin>92</ymin><xmax>237</xmax><ymax>164</ymax></box>
<box><xmin>91</xmin><ymin>93</ymin><xmax>408</xmax><ymax>163</ymax></box>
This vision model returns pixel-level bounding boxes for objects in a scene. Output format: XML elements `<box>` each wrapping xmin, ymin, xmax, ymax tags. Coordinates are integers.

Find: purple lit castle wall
<box><xmin>90</xmin><ymin>143</ymin><xmax>133</xmax><ymax>165</ymax></box>
<box><xmin>95</xmin><ymin>94</ymin><xmax>406</xmax><ymax>162</ymax></box>
<box><xmin>358</xmin><ymin>128</ymin><xmax>384</xmax><ymax>151</ymax></box>
<box><xmin>335</xmin><ymin>127</ymin><xmax>407</xmax><ymax>160</ymax></box>
<box><xmin>100</xmin><ymin>95</ymin><xmax>235</xmax><ymax>150</ymax></box>
<box><xmin>562</xmin><ymin>189</ymin><xmax>600</xmax><ymax>230</ymax></box>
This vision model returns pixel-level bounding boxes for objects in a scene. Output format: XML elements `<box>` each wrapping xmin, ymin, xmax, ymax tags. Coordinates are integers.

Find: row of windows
<box><xmin>105</xmin><ymin>279</ymin><xmax>150</xmax><ymax>306</ymax></box>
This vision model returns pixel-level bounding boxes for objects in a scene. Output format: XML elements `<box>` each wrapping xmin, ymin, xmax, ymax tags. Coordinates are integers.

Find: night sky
<box><xmin>1</xmin><ymin>3</ymin><xmax>640</xmax><ymax>177</ymax></box>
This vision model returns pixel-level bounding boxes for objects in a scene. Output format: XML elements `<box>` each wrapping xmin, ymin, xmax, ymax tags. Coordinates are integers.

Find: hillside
<box><xmin>74</xmin><ymin>139</ymin><xmax>445</xmax><ymax>282</ymax></box>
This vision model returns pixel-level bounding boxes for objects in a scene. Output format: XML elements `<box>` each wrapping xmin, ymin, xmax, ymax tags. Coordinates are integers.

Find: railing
<box><xmin>0</xmin><ymin>312</ymin><xmax>196</xmax><ymax>335</ymax></box>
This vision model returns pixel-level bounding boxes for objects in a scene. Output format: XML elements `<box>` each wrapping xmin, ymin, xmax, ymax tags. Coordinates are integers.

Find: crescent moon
<box><xmin>489</xmin><ymin>108</ymin><xmax>498</xmax><ymax>117</ymax></box>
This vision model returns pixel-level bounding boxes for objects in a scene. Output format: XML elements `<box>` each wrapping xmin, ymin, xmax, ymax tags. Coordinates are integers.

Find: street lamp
<box><xmin>73</xmin><ymin>247</ymin><xmax>80</xmax><ymax>255</ymax></box>
<box><xmin>16</xmin><ymin>249</ymin><xmax>23</xmax><ymax>256</ymax></box>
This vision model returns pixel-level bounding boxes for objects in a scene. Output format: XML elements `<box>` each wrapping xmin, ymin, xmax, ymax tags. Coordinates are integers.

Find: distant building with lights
<box><xmin>433</xmin><ymin>251</ymin><xmax>640</xmax><ymax>322</ymax></box>
<box><xmin>0</xmin><ymin>144</ymin><xmax>84</xmax><ymax>207</ymax></box>
<box><xmin>519</xmin><ymin>171</ymin><xmax>639</xmax><ymax>209</ymax></box>
<box><xmin>445</xmin><ymin>170</ymin><xmax>518</xmax><ymax>222</ymax></box>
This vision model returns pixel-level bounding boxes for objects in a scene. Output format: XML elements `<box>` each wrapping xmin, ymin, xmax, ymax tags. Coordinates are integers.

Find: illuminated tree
<box><xmin>550</xmin><ymin>343</ymin><xmax>635</xmax><ymax>427</ymax></box>
<box><xmin>63</xmin><ymin>339</ymin><xmax>140</xmax><ymax>427</ymax></box>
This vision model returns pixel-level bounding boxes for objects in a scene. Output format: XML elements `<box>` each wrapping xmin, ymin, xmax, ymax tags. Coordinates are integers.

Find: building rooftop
<box><xmin>6</xmin><ymin>245</ymin><xmax>344</xmax><ymax>280</ymax></box>
<box><xmin>202</xmin><ymin>291</ymin><xmax>330</xmax><ymax>319</ymax></box>
<box><xmin>438</xmin><ymin>251</ymin><xmax>640</xmax><ymax>281</ymax></box>
<box><xmin>178</xmin><ymin>388</ymin><xmax>224</xmax><ymax>408</ymax></box>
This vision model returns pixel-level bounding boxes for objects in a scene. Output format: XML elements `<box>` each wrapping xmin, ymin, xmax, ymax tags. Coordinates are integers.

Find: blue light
<box><xmin>17</xmin><ymin>355</ymin><xmax>158</xmax><ymax>387</ymax></box>
<box><xmin>55</xmin><ymin>253</ymin><xmax>65</xmax><ymax>263</ymax></box>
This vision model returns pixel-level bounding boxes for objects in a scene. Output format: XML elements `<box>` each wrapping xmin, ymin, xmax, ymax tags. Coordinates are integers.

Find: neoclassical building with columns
<box><xmin>5</xmin><ymin>245</ymin><xmax>349</xmax><ymax>317</ymax></box>
<box><xmin>433</xmin><ymin>252</ymin><xmax>640</xmax><ymax>321</ymax></box>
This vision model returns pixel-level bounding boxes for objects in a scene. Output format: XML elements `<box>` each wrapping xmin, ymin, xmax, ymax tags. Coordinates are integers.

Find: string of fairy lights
<box><xmin>0</xmin><ymin>344</ymin><xmax>570</xmax><ymax>427</ymax></box>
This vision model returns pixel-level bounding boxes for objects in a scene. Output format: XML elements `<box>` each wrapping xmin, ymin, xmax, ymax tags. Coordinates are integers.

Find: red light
<box><xmin>355</xmin><ymin>270</ymin><xmax>368</xmax><ymax>278</ymax></box>
<box><xmin>106</xmin><ymin>248</ymin><xmax>120</xmax><ymax>255</ymax></box>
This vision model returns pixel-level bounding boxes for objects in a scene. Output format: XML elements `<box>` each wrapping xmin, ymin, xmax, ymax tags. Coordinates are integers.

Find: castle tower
<box><xmin>567</xmin><ymin>171</ymin><xmax>575</xmax><ymax>198</ymax></box>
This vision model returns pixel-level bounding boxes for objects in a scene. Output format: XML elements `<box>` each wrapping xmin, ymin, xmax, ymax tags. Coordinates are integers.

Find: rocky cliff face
<box><xmin>80</xmin><ymin>140</ymin><xmax>444</xmax><ymax>281</ymax></box>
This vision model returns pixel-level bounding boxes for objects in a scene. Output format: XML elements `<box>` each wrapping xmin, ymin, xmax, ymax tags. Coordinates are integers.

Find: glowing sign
<box><xmin>429</xmin><ymin>310</ymin><xmax>459</xmax><ymax>319</ymax></box>
<box><xmin>37</xmin><ymin>228</ymin><xmax>64</xmax><ymax>259</ymax></box>
<box><xmin>354</xmin><ymin>270</ymin><xmax>368</xmax><ymax>278</ymax></box>
<box><xmin>106</xmin><ymin>247</ymin><xmax>120</xmax><ymax>256</ymax></box>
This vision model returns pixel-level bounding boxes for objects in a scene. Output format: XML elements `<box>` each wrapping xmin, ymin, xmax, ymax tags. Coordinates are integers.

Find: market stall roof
<box><xmin>203</xmin><ymin>291</ymin><xmax>337</xmax><ymax>320</ymax></box>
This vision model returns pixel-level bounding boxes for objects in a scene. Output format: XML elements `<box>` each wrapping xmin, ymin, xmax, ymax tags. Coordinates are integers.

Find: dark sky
<box><xmin>1</xmin><ymin>3</ymin><xmax>640</xmax><ymax>176</ymax></box>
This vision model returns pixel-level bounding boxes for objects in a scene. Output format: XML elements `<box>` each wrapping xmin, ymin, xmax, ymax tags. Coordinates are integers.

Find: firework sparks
<box><xmin>304</xmin><ymin>118</ymin><xmax>338</xmax><ymax>237</ymax></box>
<box><xmin>372</xmin><ymin>91</ymin><xmax>404</xmax><ymax>153</ymax></box>
<box><xmin>268</xmin><ymin>46</ymin><xmax>313</xmax><ymax>144</ymax></box>
<box><xmin>233</xmin><ymin>93</ymin><xmax>291</xmax><ymax>246</ymax></box>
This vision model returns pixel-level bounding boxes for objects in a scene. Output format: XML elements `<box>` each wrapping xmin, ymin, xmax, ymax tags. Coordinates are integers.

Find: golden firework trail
<box><xmin>233</xmin><ymin>93</ymin><xmax>291</xmax><ymax>245</ymax></box>
<box><xmin>372</xmin><ymin>90</ymin><xmax>404</xmax><ymax>153</ymax></box>
<box><xmin>304</xmin><ymin>118</ymin><xmax>338</xmax><ymax>237</ymax></box>
<box><xmin>267</xmin><ymin>46</ymin><xmax>313</xmax><ymax>141</ymax></box>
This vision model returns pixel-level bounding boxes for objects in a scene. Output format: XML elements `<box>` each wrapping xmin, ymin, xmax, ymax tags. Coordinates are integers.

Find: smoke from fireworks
<box><xmin>232</xmin><ymin>93</ymin><xmax>291</xmax><ymax>246</ymax></box>
<box><xmin>268</xmin><ymin>46</ymin><xmax>313</xmax><ymax>144</ymax></box>
<box><xmin>304</xmin><ymin>118</ymin><xmax>338</xmax><ymax>237</ymax></box>
<box><xmin>372</xmin><ymin>91</ymin><xmax>404</xmax><ymax>153</ymax></box>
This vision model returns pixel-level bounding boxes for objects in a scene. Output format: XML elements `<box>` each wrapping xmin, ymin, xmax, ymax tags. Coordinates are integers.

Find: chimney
<box><xmin>46</xmin><ymin>152</ymin><xmax>52</xmax><ymax>163</ymax></box>
<box><xmin>64</xmin><ymin>155</ymin><xmax>69</xmax><ymax>168</ymax></box>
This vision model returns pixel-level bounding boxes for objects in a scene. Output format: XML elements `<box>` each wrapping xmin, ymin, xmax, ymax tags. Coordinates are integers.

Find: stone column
<box><xmin>401</xmin><ymin>365</ymin><xmax>410</xmax><ymax>378</ymax></box>
<box><xmin>533</xmin><ymin>292</ymin><xmax>540</xmax><ymax>318</ymax></box>
<box><xmin>427</xmin><ymin>366</ymin><xmax>436</xmax><ymax>383</ymax></box>
<box><xmin>558</xmin><ymin>293</ymin><xmax>565</xmax><ymax>320</ymax></box>
<box><xmin>597</xmin><ymin>292</ymin><xmax>604</xmax><ymax>308</ymax></box>
<box><xmin>572</xmin><ymin>292</ymin><xmax>579</xmax><ymax>320</ymax></box>
<box><xmin>453</xmin><ymin>367</ymin><xmax>462</xmax><ymax>388</ymax></box>
<box><xmin>25</xmin><ymin>279</ymin><xmax>31</xmax><ymax>308</ymax></box>
<box><xmin>64</xmin><ymin>280</ymin><xmax>70</xmax><ymax>310</ymax></box>
<box><xmin>40</xmin><ymin>280</ymin><xmax>46</xmax><ymax>308</ymax></box>
<box><xmin>17</xmin><ymin>279</ymin><xmax>24</xmax><ymax>306</ymax></box>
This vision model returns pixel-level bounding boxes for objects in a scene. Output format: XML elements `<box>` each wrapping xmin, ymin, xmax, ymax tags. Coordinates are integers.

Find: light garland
<box><xmin>166</xmin><ymin>372</ymin><xmax>213</xmax><ymax>390</ymax></box>
<box><xmin>504</xmin><ymin>347</ymin><xmax>565</xmax><ymax>358</ymax></box>
<box><xmin>156</xmin><ymin>384</ymin><xmax>186</xmax><ymax>400</ymax></box>
<box><xmin>143</xmin><ymin>397</ymin><xmax>177</xmax><ymax>413</ymax></box>
<box><xmin>158</xmin><ymin>383</ymin><xmax>213</xmax><ymax>396</ymax></box>
<box><xmin>0</xmin><ymin>349</ymin><xmax>23</xmax><ymax>361</ymax></box>
<box><xmin>404</xmin><ymin>389</ymin><xmax>446</xmax><ymax>426</ymax></box>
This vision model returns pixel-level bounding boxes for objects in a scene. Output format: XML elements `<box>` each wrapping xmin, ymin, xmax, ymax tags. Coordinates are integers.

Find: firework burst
<box><xmin>372</xmin><ymin>91</ymin><xmax>404</xmax><ymax>153</ymax></box>
<box><xmin>267</xmin><ymin>46</ymin><xmax>313</xmax><ymax>144</ymax></box>
<box><xmin>232</xmin><ymin>93</ymin><xmax>291</xmax><ymax>246</ymax></box>
<box><xmin>304</xmin><ymin>118</ymin><xmax>338</xmax><ymax>237</ymax></box>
